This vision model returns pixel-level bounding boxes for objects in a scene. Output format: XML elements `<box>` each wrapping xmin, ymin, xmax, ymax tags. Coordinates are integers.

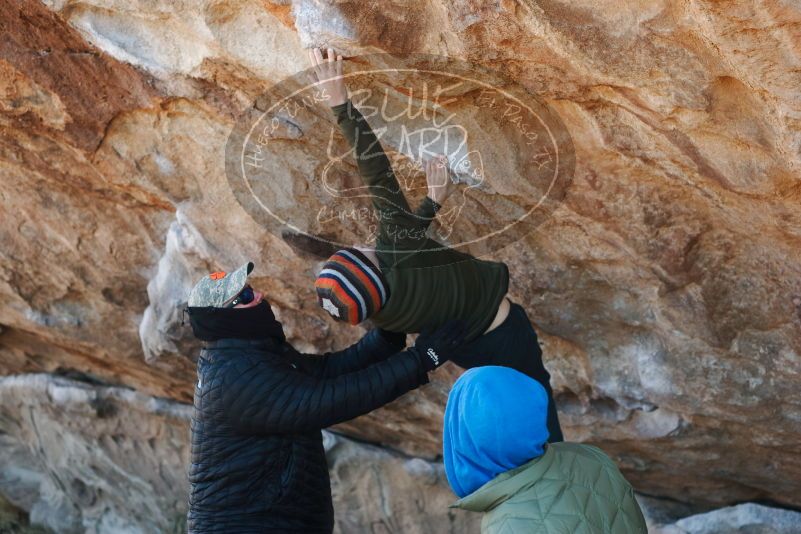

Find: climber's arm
<box><xmin>411</xmin><ymin>154</ymin><xmax>456</xmax><ymax>231</ymax></box>
<box><xmin>310</xmin><ymin>48</ymin><xmax>446</xmax><ymax>246</ymax></box>
<box><xmin>412</xmin><ymin>196</ymin><xmax>441</xmax><ymax>232</ymax></box>
<box><xmin>330</xmin><ymin>99</ymin><xmax>414</xmax><ymax>217</ymax></box>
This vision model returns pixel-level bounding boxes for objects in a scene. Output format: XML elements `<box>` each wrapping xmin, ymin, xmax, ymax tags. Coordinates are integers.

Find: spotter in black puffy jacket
<box><xmin>186</xmin><ymin>329</ymin><xmax>427</xmax><ymax>533</ymax></box>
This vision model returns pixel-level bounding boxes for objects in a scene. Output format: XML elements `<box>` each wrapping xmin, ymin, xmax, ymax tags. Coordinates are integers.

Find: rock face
<box><xmin>0</xmin><ymin>493</ymin><xmax>48</xmax><ymax>534</ymax></box>
<box><xmin>652</xmin><ymin>503</ymin><xmax>801</xmax><ymax>534</ymax></box>
<box><xmin>0</xmin><ymin>0</ymin><xmax>800</xmax><ymax>526</ymax></box>
<box><xmin>0</xmin><ymin>373</ymin><xmax>479</xmax><ymax>533</ymax></box>
<box><xmin>0</xmin><ymin>374</ymin><xmax>192</xmax><ymax>533</ymax></box>
<box><xmin>327</xmin><ymin>432</ymin><xmax>478</xmax><ymax>534</ymax></box>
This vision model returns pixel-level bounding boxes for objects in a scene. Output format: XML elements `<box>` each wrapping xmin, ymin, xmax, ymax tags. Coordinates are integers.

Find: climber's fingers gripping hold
<box><xmin>426</xmin><ymin>154</ymin><xmax>457</xmax><ymax>205</ymax></box>
<box><xmin>307</xmin><ymin>46</ymin><xmax>347</xmax><ymax>107</ymax></box>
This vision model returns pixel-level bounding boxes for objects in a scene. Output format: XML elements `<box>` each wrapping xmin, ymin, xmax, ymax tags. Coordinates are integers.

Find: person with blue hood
<box><xmin>444</xmin><ymin>366</ymin><xmax>647</xmax><ymax>533</ymax></box>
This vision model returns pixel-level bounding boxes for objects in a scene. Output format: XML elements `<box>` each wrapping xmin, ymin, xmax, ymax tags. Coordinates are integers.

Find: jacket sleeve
<box><xmin>413</xmin><ymin>196</ymin><xmax>441</xmax><ymax>232</ymax></box>
<box><xmin>220</xmin><ymin>348</ymin><xmax>429</xmax><ymax>435</ymax></box>
<box><xmin>288</xmin><ymin>329</ymin><xmax>407</xmax><ymax>378</ymax></box>
<box><xmin>331</xmin><ymin>99</ymin><xmax>432</xmax><ymax>246</ymax></box>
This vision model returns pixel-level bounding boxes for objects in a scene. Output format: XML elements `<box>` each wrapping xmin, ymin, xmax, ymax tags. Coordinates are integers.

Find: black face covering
<box><xmin>186</xmin><ymin>300</ymin><xmax>286</xmax><ymax>343</ymax></box>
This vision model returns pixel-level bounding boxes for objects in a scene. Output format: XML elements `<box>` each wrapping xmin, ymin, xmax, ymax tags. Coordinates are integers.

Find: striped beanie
<box><xmin>315</xmin><ymin>248</ymin><xmax>390</xmax><ymax>324</ymax></box>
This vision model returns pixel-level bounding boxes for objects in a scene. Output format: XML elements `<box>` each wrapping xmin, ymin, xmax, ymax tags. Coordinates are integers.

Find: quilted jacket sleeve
<box><xmin>220</xmin><ymin>348</ymin><xmax>428</xmax><ymax>435</ymax></box>
<box><xmin>290</xmin><ymin>329</ymin><xmax>407</xmax><ymax>378</ymax></box>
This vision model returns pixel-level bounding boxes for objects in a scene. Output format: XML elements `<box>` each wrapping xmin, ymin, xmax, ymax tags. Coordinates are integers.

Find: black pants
<box><xmin>450</xmin><ymin>300</ymin><xmax>564</xmax><ymax>443</ymax></box>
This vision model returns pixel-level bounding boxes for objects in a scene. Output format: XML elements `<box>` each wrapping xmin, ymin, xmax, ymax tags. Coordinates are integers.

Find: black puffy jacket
<box><xmin>186</xmin><ymin>329</ymin><xmax>428</xmax><ymax>533</ymax></box>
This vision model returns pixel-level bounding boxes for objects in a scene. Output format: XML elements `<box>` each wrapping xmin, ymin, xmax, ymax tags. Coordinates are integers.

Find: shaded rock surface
<box><xmin>652</xmin><ymin>503</ymin><xmax>801</xmax><ymax>534</ymax></box>
<box><xmin>0</xmin><ymin>374</ymin><xmax>191</xmax><ymax>533</ymax></box>
<box><xmin>0</xmin><ymin>373</ymin><xmax>479</xmax><ymax>533</ymax></box>
<box><xmin>0</xmin><ymin>0</ymin><xmax>799</xmax><ymax>522</ymax></box>
<box><xmin>0</xmin><ymin>493</ymin><xmax>48</xmax><ymax>534</ymax></box>
<box><xmin>327</xmin><ymin>432</ymin><xmax>478</xmax><ymax>534</ymax></box>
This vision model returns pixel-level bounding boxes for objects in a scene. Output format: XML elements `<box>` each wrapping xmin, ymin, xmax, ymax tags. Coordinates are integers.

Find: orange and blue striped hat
<box><xmin>315</xmin><ymin>248</ymin><xmax>390</xmax><ymax>324</ymax></box>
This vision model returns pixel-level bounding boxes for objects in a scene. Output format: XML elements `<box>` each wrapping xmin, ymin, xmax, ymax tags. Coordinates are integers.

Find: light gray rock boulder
<box><xmin>0</xmin><ymin>373</ymin><xmax>478</xmax><ymax>533</ymax></box>
<box><xmin>652</xmin><ymin>503</ymin><xmax>801</xmax><ymax>534</ymax></box>
<box><xmin>326</xmin><ymin>432</ymin><xmax>477</xmax><ymax>534</ymax></box>
<box><xmin>0</xmin><ymin>374</ymin><xmax>192</xmax><ymax>533</ymax></box>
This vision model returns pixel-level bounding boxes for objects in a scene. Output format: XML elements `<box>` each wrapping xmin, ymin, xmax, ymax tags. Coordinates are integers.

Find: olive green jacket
<box><xmin>452</xmin><ymin>442</ymin><xmax>647</xmax><ymax>534</ymax></box>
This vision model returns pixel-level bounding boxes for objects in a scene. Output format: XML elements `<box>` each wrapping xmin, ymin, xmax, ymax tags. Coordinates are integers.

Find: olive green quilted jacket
<box><xmin>451</xmin><ymin>442</ymin><xmax>647</xmax><ymax>534</ymax></box>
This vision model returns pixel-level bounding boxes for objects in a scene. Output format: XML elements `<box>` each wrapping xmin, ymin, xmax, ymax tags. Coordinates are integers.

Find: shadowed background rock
<box><xmin>0</xmin><ymin>0</ymin><xmax>800</xmax><ymax>532</ymax></box>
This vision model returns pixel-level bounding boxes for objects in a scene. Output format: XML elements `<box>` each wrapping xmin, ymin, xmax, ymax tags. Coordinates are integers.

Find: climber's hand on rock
<box><xmin>425</xmin><ymin>154</ymin><xmax>457</xmax><ymax>206</ymax></box>
<box><xmin>307</xmin><ymin>46</ymin><xmax>347</xmax><ymax>107</ymax></box>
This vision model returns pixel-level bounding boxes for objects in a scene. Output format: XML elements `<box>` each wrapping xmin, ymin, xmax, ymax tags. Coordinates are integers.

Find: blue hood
<box><xmin>443</xmin><ymin>366</ymin><xmax>550</xmax><ymax>498</ymax></box>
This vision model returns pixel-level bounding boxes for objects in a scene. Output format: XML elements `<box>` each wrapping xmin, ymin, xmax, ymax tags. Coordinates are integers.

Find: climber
<box><xmin>183</xmin><ymin>261</ymin><xmax>467</xmax><ymax>533</ymax></box>
<box><xmin>307</xmin><ymin>46</ymin><xmax>564</xmax><ymax>442</ymax></box>
<box><xmin>444</xmin><ymin>366</ymin><xmax>648</xmax><ymax>533</ymax></box>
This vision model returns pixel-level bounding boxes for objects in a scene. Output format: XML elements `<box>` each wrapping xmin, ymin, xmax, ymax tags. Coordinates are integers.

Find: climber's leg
<box><xmin>451</xmin><ymin>300</ymin><xmax>564</xmax><ymax>442</ymax></box>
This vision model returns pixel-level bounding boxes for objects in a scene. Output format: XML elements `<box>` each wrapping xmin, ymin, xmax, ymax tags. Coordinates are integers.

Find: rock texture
<box><xmin>652</xmin><ymin>503</ymin><xmax>801</xmax><ymax>534</ymax></box>
<box><xmin>0</xmin><ymin>0</ymin><xmax>799</xmax><ymax>525</ymax></box>
<box><xmin>0</xmin><ymin>493</ymin><xmax>48</xmax><ymax>534</ymax></box>
<box><xmin>0</xmin><ymin>374</ymin><xmax>191</xmax><ymax>533</ymax></box>
<box><xmin>327</xmin><ymin>432</ymin><xmax>478</xmax><ymax>534</ymax></box>
<box><xmin>0</xmin><ymin>373</ymin><xmax>479</xmax><ymax>533</ymax></box>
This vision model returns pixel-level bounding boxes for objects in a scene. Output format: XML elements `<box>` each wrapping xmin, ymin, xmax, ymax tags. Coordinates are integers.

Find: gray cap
<box><xmin>188</xmin><ymin>261</ymin><xmax>254</xmax><ymax>307</ymax></box>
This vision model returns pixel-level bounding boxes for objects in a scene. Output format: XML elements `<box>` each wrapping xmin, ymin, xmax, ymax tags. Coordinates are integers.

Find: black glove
<box><xmin>377</xmin><ymin>328</ymin><xmax>407</xmax><ymax>350</ymax></box>
<box><xmin>409</xmin><ymin>320</ymin><xmax>468</xmax><ymax>372</ymax></box>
